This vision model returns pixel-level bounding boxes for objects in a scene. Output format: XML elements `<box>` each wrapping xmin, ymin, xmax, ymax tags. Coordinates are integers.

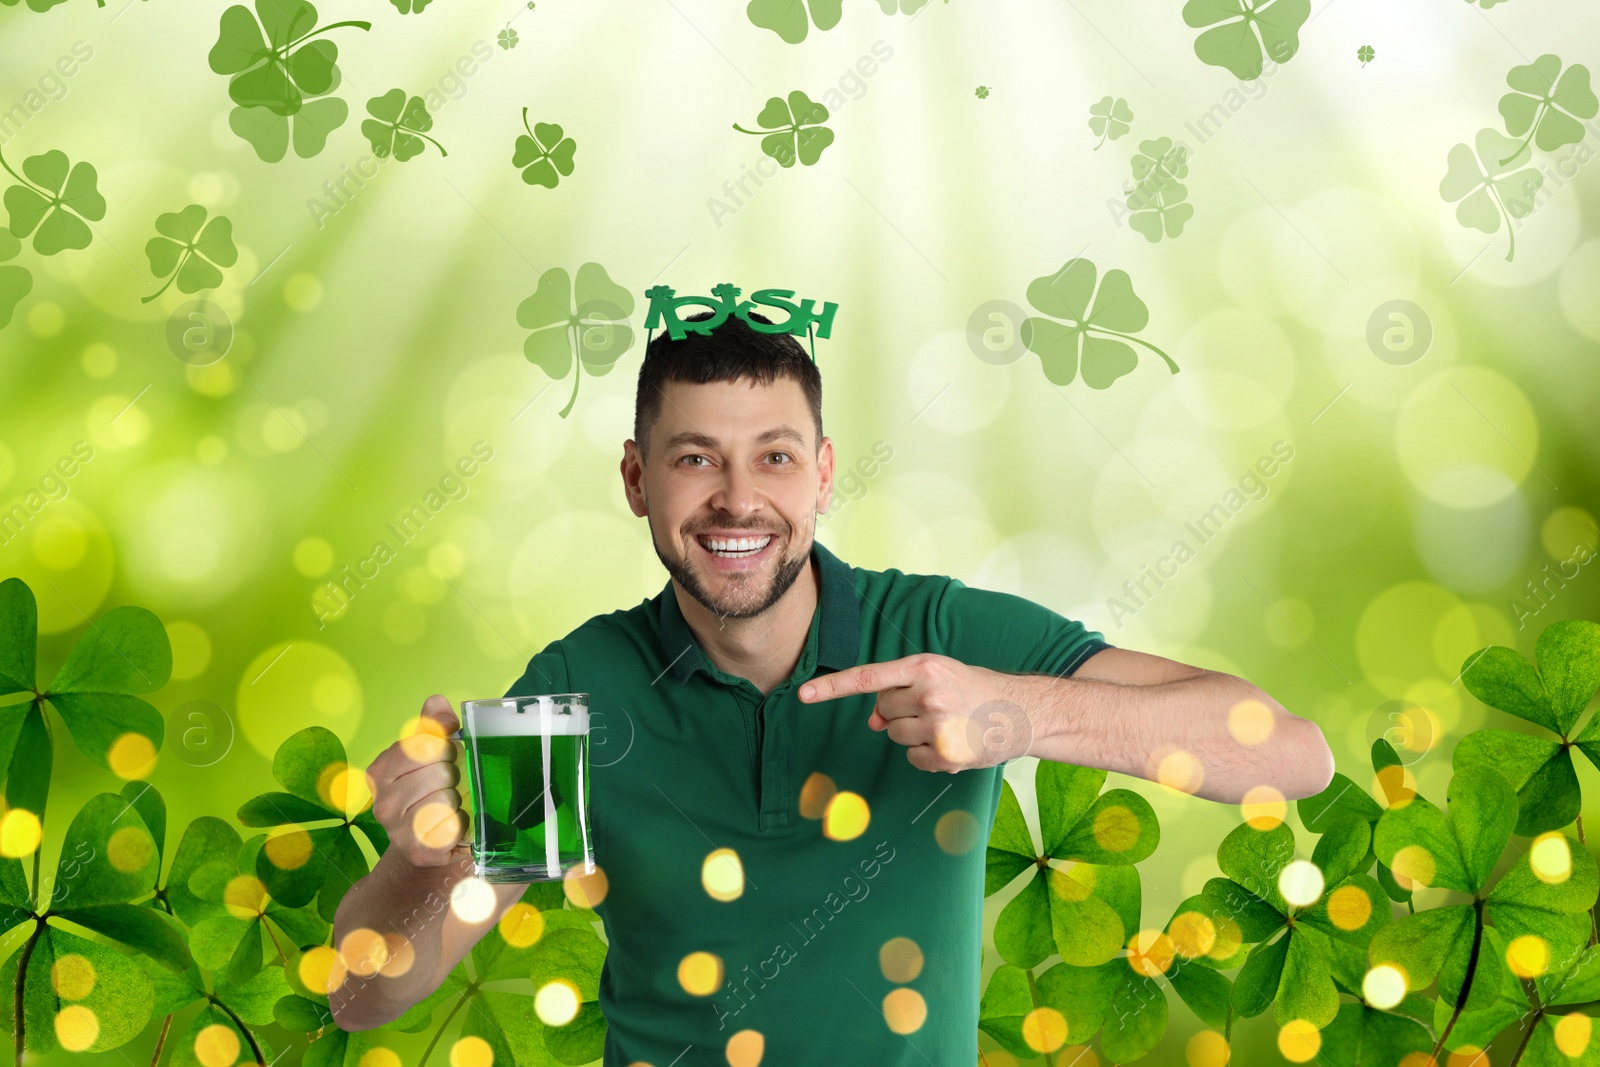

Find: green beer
<box><xmin>457</xmin><ymin>694</ymin><xmax>594</xmax><ymax>883</ymax></box>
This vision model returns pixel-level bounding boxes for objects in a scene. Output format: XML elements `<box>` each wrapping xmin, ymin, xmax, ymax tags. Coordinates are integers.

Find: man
<box><xmin>331</xmin><ymin>310</ymin><xmax>1335</xmax><ymax>1064</ymax></box>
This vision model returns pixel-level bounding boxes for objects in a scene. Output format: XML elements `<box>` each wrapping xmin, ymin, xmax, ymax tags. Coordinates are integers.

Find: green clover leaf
<box><xmin>390</xmin><ymin>0</ymin><xmax>433</xmax><ymax>11</ymax></box>
<box><xmin>875</xmin><ymin>0</ymin><xmax>932</xmax><ymax>11</ymax></box>
<box><xmin>1088</xmin><ymin>95</ymin><xmax>1134</xmax><ymax>149</ymax></box>
<box><xmin>512</xmin><ymin>110</ymin><xmax>577</xmax><ymax>188</ymax></box>
<box><xmin>975</xmin><ymin>85</ymin><xmax>991</xmax><ymax>99</ymax></box>
<box><xmin>1358</xmin><ymin>44</ymin><xmax>1375</xmax><ymax>66</ymax></box>
<box><xmin>1321</xmin><ymin>998</ymin><xmax>1434</xmax><ymax>1066</ymax></box>
<box><xmin>498</xmin><ymin>26</ymin><xmax>519</xmax><ymax>49</ymax></box>
<box><xmin>2</xmin><ymin>925</ymin><xmax>155</xmax><ymax>1054</ymax></box>
<box><xmin>0</xmin><ymin>229</ymin><xmax>31</xmax><ymax>330</ymax></box>
<box><xmin>1440</xmin><ymin>127</ymin><xmax>1542</xmax><ymax>262</ymax></box>
<box><xmin>189</xmin><ymin>832</ymin><xmax>332</xmax><ymax>989</ymax></box>
<box><xmin>1020</xmin><ymin>258</ymin><xmax>1179</xmax><ymax>388</ymax></box>
<box><xmin>236</xmin><ymin>726</ymin><xmax>390</xmax><ymax>925</ymax></box>
<box><xmin>362</xmin><ymin>89</ymin><xmax>447</xmax><ymax>162</ymax></box>
<box><xmin>229</xmin><ymin>97</ymin><xmax>349</xmax><ymax>163</ymax></box>
<box><xmin>142</xmin><ymin>205</ymin><xmax>238</xmax><ymax>304</ymax></box>
<box><xmin>746</xmin><ymin>0</ymin><xmax>843</xmax><ymax>44</ymax></box>
<box><xmin>1182</xmin><ymin>0</ymin><xmax>1311</xmax><ymax>80</ymax></box>
<box><xmin>516</xmin><ymin>262</ymin><xmax>636</xmax><ymax>418</ymax></box>
<box><xmin>1453</xmin><ymin>619</ymin><xmax>1600</xmax><ymax>835</ymax></box>
<box><xmin>984</xmin><ymin>762</ymin><xmax>1159</xmax><ymax>970</ymax></box>
<box><xmin>733</xmin><ymin>91</ymin><xmax>834</xmax><ymax>168</ymax></box>
<box><xmin>0</xmin><ymin>148</ymin><xmax>106</xmax><ymax>256</ymax></box>
<box><xmin>1499</xmin><ymin>55</ymin><xmax>1600</xmax><ymax>161</ymax></box>
<box><xmin>1299</xmin><ymin>759</ymin><xmax>1413</xmax><ymax>904</ymax></box>
<box><xmin>208</xmin><ymin>1</ymin><xmax>368</xmax><ymax>116</ymax></box>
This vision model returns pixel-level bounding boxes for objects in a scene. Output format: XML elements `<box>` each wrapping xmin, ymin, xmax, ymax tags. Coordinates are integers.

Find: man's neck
<box><xmin>674</xmin><ymin>555</ymin><xmax>820</xmax><ymax>696</ymax></box>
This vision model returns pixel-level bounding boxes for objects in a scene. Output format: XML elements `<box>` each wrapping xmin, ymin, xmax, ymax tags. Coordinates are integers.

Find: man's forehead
<box><xmin>652</xmin><ymin>378</ymin><xmax>814</xmax><ymax>443</ymax></box>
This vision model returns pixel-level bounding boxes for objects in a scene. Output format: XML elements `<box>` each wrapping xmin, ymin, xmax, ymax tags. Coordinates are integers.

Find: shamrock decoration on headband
<box><xmin>643</xmin><ymin>282</ymin><xmax>838</xmax><ymax>360</ymax></box>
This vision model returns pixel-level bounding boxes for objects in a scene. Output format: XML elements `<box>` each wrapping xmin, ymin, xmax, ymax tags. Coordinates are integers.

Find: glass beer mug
<box><xmin>453</xmin><ymin>694</ymin><xmax>596</xmax><ymax>883</ymax></box>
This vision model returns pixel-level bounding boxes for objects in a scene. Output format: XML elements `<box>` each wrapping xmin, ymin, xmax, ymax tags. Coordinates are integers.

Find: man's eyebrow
<box><xmin>660</xmin><ymin>426</ymin><xmax>808</xmax><ymax>452</ymax></box>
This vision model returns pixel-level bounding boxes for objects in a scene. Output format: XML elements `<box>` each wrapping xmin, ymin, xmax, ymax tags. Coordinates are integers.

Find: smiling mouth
<box><xmin>695</xmin><ymin>533</ymin><xmax>775</xmax><ymax>559</ymax></box>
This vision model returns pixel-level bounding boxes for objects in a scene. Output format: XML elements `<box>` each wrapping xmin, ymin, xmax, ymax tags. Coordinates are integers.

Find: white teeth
<box><xmin>701</xmin><ymin>534</ymin><xmax>772</xmax><ymax>557</ymax></box>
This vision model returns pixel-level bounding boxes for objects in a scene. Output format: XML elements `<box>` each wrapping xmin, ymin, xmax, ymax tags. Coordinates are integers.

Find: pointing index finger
<box><xmin>799</xmin><ymin>658</ymin><xmax>920</xmax><ymax>702</ymax></box>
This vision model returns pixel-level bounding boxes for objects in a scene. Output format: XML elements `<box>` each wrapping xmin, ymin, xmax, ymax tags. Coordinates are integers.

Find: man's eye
<box><xmin>679</xmin><ymin>455</ymin><xmax>708</xmax><ymax>467</ymax></box>
<box><xmin>767</xmin><ymin>452</ymin><xmax>792</xmax><ymax>465</ymax></box>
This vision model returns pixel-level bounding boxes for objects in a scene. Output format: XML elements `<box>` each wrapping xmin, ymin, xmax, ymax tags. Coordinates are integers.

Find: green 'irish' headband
<box><xmin>642</xmin><ymin>282</ymin><xmax>838</xmax><ymax>361</ymax></box>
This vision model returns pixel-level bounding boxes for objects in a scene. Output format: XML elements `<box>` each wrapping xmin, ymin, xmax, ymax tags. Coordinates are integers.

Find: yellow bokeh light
<box><xmin>498</xmin><ymin>903</ymin><xmax>545</xmax><ymax>948</ymax></box>
<box><xmin>935</xmin><ymin>809</ymin><xmax>981</xmax><ymax>855</ymax></box>
<box><xmin>298</xmin><ymin>945</ymin><xmax>344</xmax><ymax>995</ymax></box>
<box><xmin>823</xmin><ymin>791</ymin><xmax>870</xmax><ymax>841</ymax></box>
<box><xmin>1277</xmin><ymin>1019</ymin><xmax>1321</xmax><ymax>1063</ymax></box>
<box><xmin>0</xmin><ymin>808</ymin><xmax>42</xmax><ymax>858</ymax></box>
<box><xmin>107</xmin><ymin>825</ymin><xmax>155</xmax><ymax>873</ymax></box>
<box><xmin>1156</xmin><ymin>749</ymin><xmax>1204</xmax><ymax>794</ymax></box>
<box><xmin>1363</xmin><ymin>964</ymin><xmax>1407</xmax><ymax>1008</ymax></box>
<box><xmin>166</xmin><ymin>620</ymin><xmax>213</xmax><ymax>681</ymax></box>
<box><xmin>1374</xmin><ymin>764</ymin><xmax>1417</xmax><ymax>808</ymax></box>
<box><xmin>880</xmin><ymin>937</ymin><xmax>924</xmax><ymax>983</ymax></box>
<box><xmin>725</xmin><ymin>1028</ymin><xmax>764</xmax><ymax>1067</ymax></box>
<box><xmin>263</xmin><ymin>829</ymin><xmax>314</xmax><ymax>871</ymax></box>
<box><xmin>1021</xmin><ymin>1006</ymin><xmax>1068</xmax><ymax>1053</ymax></box>
<box><xmin>284</xmin><ymin>272</ymin><xmax>324</xmax><ymax>312</ymax></box>
<box><xmin>54</xmin><ymin>1004</ymin><xmax>99</xmax><ymax>1052</ymax></box>
<box><xmin>798</xmin><ymin>772</ymin><xmax>836</xmax><ymax>819</ymax></box>
<box><xmin>1446</xmin><ymin>1045</ymin><xmax>1490</xmax><ymax>1066</ymax></box>
<box><xmin>107</xmin><ymin>732</ymin><xmax>158</xmax><ymax>779</ymax></box>
<box><xmin>378</xmin><ymin>933</ymin><xmax>415</xmax><ymax>977</ymax></box>
<box><xmin>1206</xmin><ymin>916</ymin><xmax>1243</xmax><ymax>962</ymax></box>
<box><xmin>341</xmin><ymin>927</ymin><xmax>390</xmax><ymax>977</ymax></box>
<box><xmin>1390</xmin><ymin>845</ymin><xmax>1436</xmax><ymax>890</ymax></box>
<box><xmin>1278</xmin><ymin>860</ymin><xmax>1325</xmax><ymax>908</ymax></box>
<box><xmin>1326</xmin><ymin>884</ymin><xmax>1373</xmax><ymax>931</ymax></box>
<box><xmin>1530</xmin><ymin>831</ymin><xmax>1574</xmax><ymax>884</ymax></box>
<box><xmin>321</xmin><ymin>762</ymin><xmax>375</xmax><ymax>817</ymax></box>
<box><xmin>1227</xmin><ymin>700</ymin><xmax>1274</xmax><ymax>745</ymax></box>
<box><xmin>399</xmin><ymin>715</ymin><xmax>452</xmax><ymax>762</ymax></box>
<box><xmin>534</xmin><ymin>979</ymin><xmax>581</xmax><ymax>1026</ymax></box>
<box><xmin>1240</xmin><ymin>785</ymin><xmax>1286</xmax><ymax>830</ymax></box>
<box><xmin>1169</xmin><ymin>912</ymin><xmax>1217</xmax><ymax>959</ymax></box>
<box><xmin>195</xmin><ymin>1022</ymin><xmax>240</xmax><ymax>1067</ymax></box>
<box><xmin>1092</xmin><ymin>805</ymin><xmax>1141</xmax><ymax>853</ymax></box>
<box><xmin>294</xmin><ymin>537</ymin><xmax>335</xmax><ymax>577</ymax></box>
<box><xmin>449</xmin><ymin>1034</ymin><xmax>495</xmax><ymax>1067</ymax></box>
<box><xmin>51</xmin><ymin>954</ymin><xmax>96</xmax><ymax>1000</ymax></box>
<box><xmin>1186</xmin><ymin>1029</ymin><xmax>1230</xmax><ymax>1067</ymax></box>
<box><xmin>222</xmin><ymin>875</ymin><xmax>267</xmax><ymax>918</ymax></box>
<box><xmin>359</xmin><ymin>1050</ymin><xmax>403</xmax><ymax>1067</ymax></box>
<box><xmin>413</xmin><ymin>801</ymin><xmax>463</xmax><ymax>851</ymax></box>
<box><xmin>1554</xmin><ymin>1012</ymin><xmax>1593</xmax><ymax>1057</ymax></box>
<box><xmin>450</xmin><ymin>877</ymin><xmax>496</xmax><ymax>924</ymax></box>
<box><xmin>1506</xmin><ymin>934</ymin><xmax>1549</xmax><ymax>978</ymax></box>
<box><xmin>678</xmin><ymin>951</ymin><xmax>725</xmax><ymax>996</ymax></box>
<box><xmin>883</xmin><ymin>987</ymin><xmax>927</xmax><ymax>1034</ymax></box>
<box><xmin>565</xmin><ymin>864</ymin><xmax>609</xmax><ymax>908</ymax></box>
<box><xmin>1127</xmin><ymin>930</ymin><xmax>1175</xmax><ymax>978</ymax></box>
<box><xmin>1049</xmin><ymin>861</ymin><xmax>1096</xmax><ymax>903</ymax></box>
<box><xmin>702</xmin><ymin>848</ymin><xmax>745</xmax><ymax>902</ymax></box>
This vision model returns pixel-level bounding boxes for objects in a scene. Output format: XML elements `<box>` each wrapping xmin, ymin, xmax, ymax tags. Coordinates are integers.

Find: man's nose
<box><xmin>708</xmin><ymin>467</ymin><xmax>762</xmax><ymax>518</ymax></box>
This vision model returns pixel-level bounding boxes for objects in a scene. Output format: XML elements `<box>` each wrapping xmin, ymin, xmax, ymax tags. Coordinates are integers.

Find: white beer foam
<box><xmin>463</xmin><ymin>699</ymin><xmax>588</xmax><ymax>737</ymax></box>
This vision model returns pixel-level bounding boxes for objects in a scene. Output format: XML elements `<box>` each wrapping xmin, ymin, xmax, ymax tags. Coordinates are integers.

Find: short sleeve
<box><xmin>933</xmin><ymin>577</ymin><xmax>1113</xmax><ymax>678</ymax></box>
<box><xmin>503</xmin><ymin>642</ymin><xmax>573</xmax><ymax>697</ymax></box>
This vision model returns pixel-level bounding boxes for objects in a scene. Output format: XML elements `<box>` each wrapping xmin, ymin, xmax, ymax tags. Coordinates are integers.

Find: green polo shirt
<box><xmin>504</xmin><ymin>541</ymin><xmax>1111</xmax><ymax>1066</ymax></box>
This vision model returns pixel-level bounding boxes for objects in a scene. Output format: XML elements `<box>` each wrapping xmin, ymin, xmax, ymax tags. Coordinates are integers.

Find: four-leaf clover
<box><xmin>1020</xmin><ymin>258</ymin><xmax>1179</xmax><ymax>388</ymax></box>
<box><xmin>498</xmin><ymin>26</ymin><xmax>519</xmax><ymax>49</ymax></box>
<box><xmin>1439</xmin><ymin>127</ymin><xmax>1543</xmax><ymax>261</ymax></box>
<box><xmin>746</xmin><ymin>0</ymin><xmax>843</xmax><ymax>44</ymax></box>
<box><xmin>516</xmin><ymin>262</ymin><xmax>636</xmax><ymax>418</ymax></box>
<box><xmin>142</xmin><ymin>205</ymin><xmax>239</xmax><ymax>304</ymax></box>
<box><xmin>1</xmin><ymin>148</ymin><xmax>106</xmax><ymax>256</ymax></box>
<box><xmin>1089</xmin><ymin>95</ymin><xmax>1134</xmax><ymax>149</ymax></box>
<box><xmin>1358</xmin><ymin>44</ymin><xmax>1375</xmax><ymax>67</ymax></box>
<box><xmin>1125</xmin><ymin>136</ymin><xmax>1194</xmax><ymax>242</ymax></box>
<box><xmin>733</xmin><ymin>91</ymin><xmax>834</xmax><ymax>168</ymax></box>
<box><xmin>513</xmin><ymin>109</ymin><xmax>577</xmax><ymax>188</ymax></box>
<box><xmin>1498</xmin><ymin>55</ymin><xmax>1600</xmax><ymax>162</ymax></box>
<box><xmin>0</xmin><ymin>229</ymin><xmax>31</xmax><ymax>330</ymax></box>
<box><xmin>362</xmin><ymin>89</ymin><xmax>448</xmax><ymax>162</ymax></box>
<box><xmin>1182</xmin><ymin>0</ymin><xmax>1311</xmax><ymax>80</ymax></box>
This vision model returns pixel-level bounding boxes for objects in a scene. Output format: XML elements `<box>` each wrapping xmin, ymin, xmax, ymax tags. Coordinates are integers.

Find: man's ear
<box><xmin>621</xmin><ymin>440</ymin><xmax>648</xmax><ymax>518</ymax></box>
<box><xmin>816</xmin><ymin>435</ymin><xmax>836</xmax><ymax>514</ymax></box>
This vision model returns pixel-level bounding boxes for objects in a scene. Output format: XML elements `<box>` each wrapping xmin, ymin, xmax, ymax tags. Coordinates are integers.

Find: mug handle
<box><xmin>446</xmin><ymin>730</ymin><xmax>474</xmax><ymax>851</ymax></box>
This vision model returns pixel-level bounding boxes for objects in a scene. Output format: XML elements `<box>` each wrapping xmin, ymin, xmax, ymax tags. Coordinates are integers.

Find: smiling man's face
<box><xmin>623</xmin><ymin>376</ymin><xmax>833</xmax><ymax>619</ymax></box>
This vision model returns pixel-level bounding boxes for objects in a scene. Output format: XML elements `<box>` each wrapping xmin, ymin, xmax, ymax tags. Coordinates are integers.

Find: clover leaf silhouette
<box><xmin>1125</xmin><ymin>137</ymin><xmax>1194</xmax><ymax>242</ymax></box>
<box><xmin>983</xmin><ymin>762</ymin><xmax>1159</xmax><ymax>970</ymax></box>
<box><xmin>1358</xmin><ymin>44</ymin><xmax>1375</xmax><ymax>66</ymax></box>
<box><xmin>875</xmin><ymin>0</ymin><xmax>932</xmax><ymax>11</ymax></box>
<box><xmin>513</xmin><ymin>109</ymin><xmax>577</xmax><ymax>188</ymax></box>
<box><xmin>208</xmin><ymin>1</ymin><xmax>368</xmax><ymax>115</ymax></box>
<box><xmin>142</xmin><ymin>205</ymin><xmax>238</xmax><ymax>304</ymax></box>
<box><xmin>498</xmin><ymin>26</ymin><xmax>519</xmax><ymax>49</ymax></box>
<box><xmin>1089</xmin><ymin>96</ymin><xmax>1134</xmax><ymax>149</ymax></box>
<box><xmin>0</xmin><ymin>230</ymin><xmax>31</xmax><ymax>330</ymax></box>
<box><xmin>389</xmin><ymin>0</ymin><xmax>433</xmax><ymax>11</ymax></box>
<box><xmin>746</xmin><ymin>0</ymin><xmax>842</xmax><ymax>43</ymax></box>
<box><xmin>517</xmin><ymin>263</ymin><xmax>636</xmax><ymax>418</ymax></box>
<box><xmin>362</xmin><ymin>89</ymin><xmax>447</xmax><ymax>162</ymax></box>
<box><xmin>229</xmin><ymin>98</ymin><xmax>348</xmax><ymax>163</ymax></box>
<box><xmin>0</xmin><ymin>148</ymin><xmax>105</xmax><ymax>256</ymax></box>
<box><xmin>1182</xmin><ymin>0</ymin><xmax>1310</xmax><ymax>80</ymax></box>
<box><xmin>1499</xmin><ymin>55</ymin><xmax>1600</xmax><ymax>162</ymax></box>
<box><xmin>733</xmin><ymin>91</ymin><xmax>834</xmax><ymax>168</ymax></box>
<box><xmin>1451</xmin><ymin>619</ymin><xmax>1600</xmax><ymax>837</ymax></box>
<box><xmin>1440</xmin><ymin>127</ymin><xmax>1543</xmax><ymax>261</ymax></box>
<box><xmin>1020</xmin><ymin>258</ymin><xmax>1179</xmax><ymax>389</ymax></box>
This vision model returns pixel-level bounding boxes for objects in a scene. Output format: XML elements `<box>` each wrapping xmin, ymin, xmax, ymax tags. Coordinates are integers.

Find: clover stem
<box><xmin>148</xmin><ymin>1013</ymin><xmax>173</xmax><ymax>1067</ymax></box>
<box><xmin>416</xmin><ymin>991</ymin><xmax>471</xmax><ymax>1067</ymax></box>
<box><xmin>1486</xmin><ymin>183</ymin><xmax>1518</xmax><ymax>262</ymax></box>
<box><xmin>559</xmin><ymin>357</ymin><xmax>582</xmax><ymax>419</ymax></box>
<box><xmin>262</xmin><ymin>916</ymin><xmax>287</xmax><ymax>963</ymax></box>
<box><xmin>209</xmin><ymin>996</ymin><xmax>265</xmax><ymax>1066</ymax></box>
<box><xmin>1093</xmin><ymin>130</ymin><xmax>1108</xmax><ymax>151</ymax></box>
<box><xmin>14</xmin><ymin>917</ymin><xmax>44</xmax><ymax>1066</ymax></box>
<box><xmin>0</xmin><ymin>148</ymin><xmax>39</xmax><ymax>196</ymax></box>
<box><xmin>1506</xmin><ymin>1007</ymin><xmax>1544</xmax><ymax>1067</ymax></box>
<box><xmin>1087</xmin><ymin>327</ymin><xmax>1181</xmax><ymax>375</ymax></box>
<box><xmin>520</xmin><ymin>107</ymin><xmax>537</xmax><ymax>144</ymax></box>
<box><xmin>730</xmin><ymin>124</ymin><xmax>773</xmax><ymax>137</ymax></box>
<box><xmin>291</xmin><ymin>20</ymin><xmax>374</xmax><ymax>48</ymax></box>
<box><xmin>416</xmin><ymin>131</ymin><xmax>450</xmax><ymax>158</ymax></box>
<box><xmin>1223</xmin><ymin>1001</ymin><xmax>1232</xmax><ymax>1042</ymax></box>
<box><xmin>141</xmin><ymin>251</ymin><xmax>187</xmax><ymax>305</ymax></box>
<box><xmin>1499</xmin><ymin>103</ymin><xmax>1546</xmax><ymax>166</ymax></box>
<box><xmin>1430</xmin><ymin>900</ymin><xmax>1486</xmax><ymax>1061</ymax></box>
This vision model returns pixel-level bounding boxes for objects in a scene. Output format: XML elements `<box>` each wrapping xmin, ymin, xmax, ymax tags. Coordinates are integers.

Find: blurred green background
<box><xmin>2</xmin><ymin>0</ymin><xmax>1599</xmax><ymax>1063</ymax></box>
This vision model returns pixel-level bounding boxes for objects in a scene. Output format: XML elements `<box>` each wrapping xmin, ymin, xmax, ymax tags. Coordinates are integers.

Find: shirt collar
<box><xmin>657</xmin><ymin>539</ymin><xmax>861</xmax><ymax>686</ymax></box>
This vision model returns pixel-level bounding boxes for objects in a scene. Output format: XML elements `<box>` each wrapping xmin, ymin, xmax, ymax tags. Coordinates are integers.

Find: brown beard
<box><xmin>650</xmin><ymin>517</ymin><xmax>812</xmax><ymax>620</ymax></box>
